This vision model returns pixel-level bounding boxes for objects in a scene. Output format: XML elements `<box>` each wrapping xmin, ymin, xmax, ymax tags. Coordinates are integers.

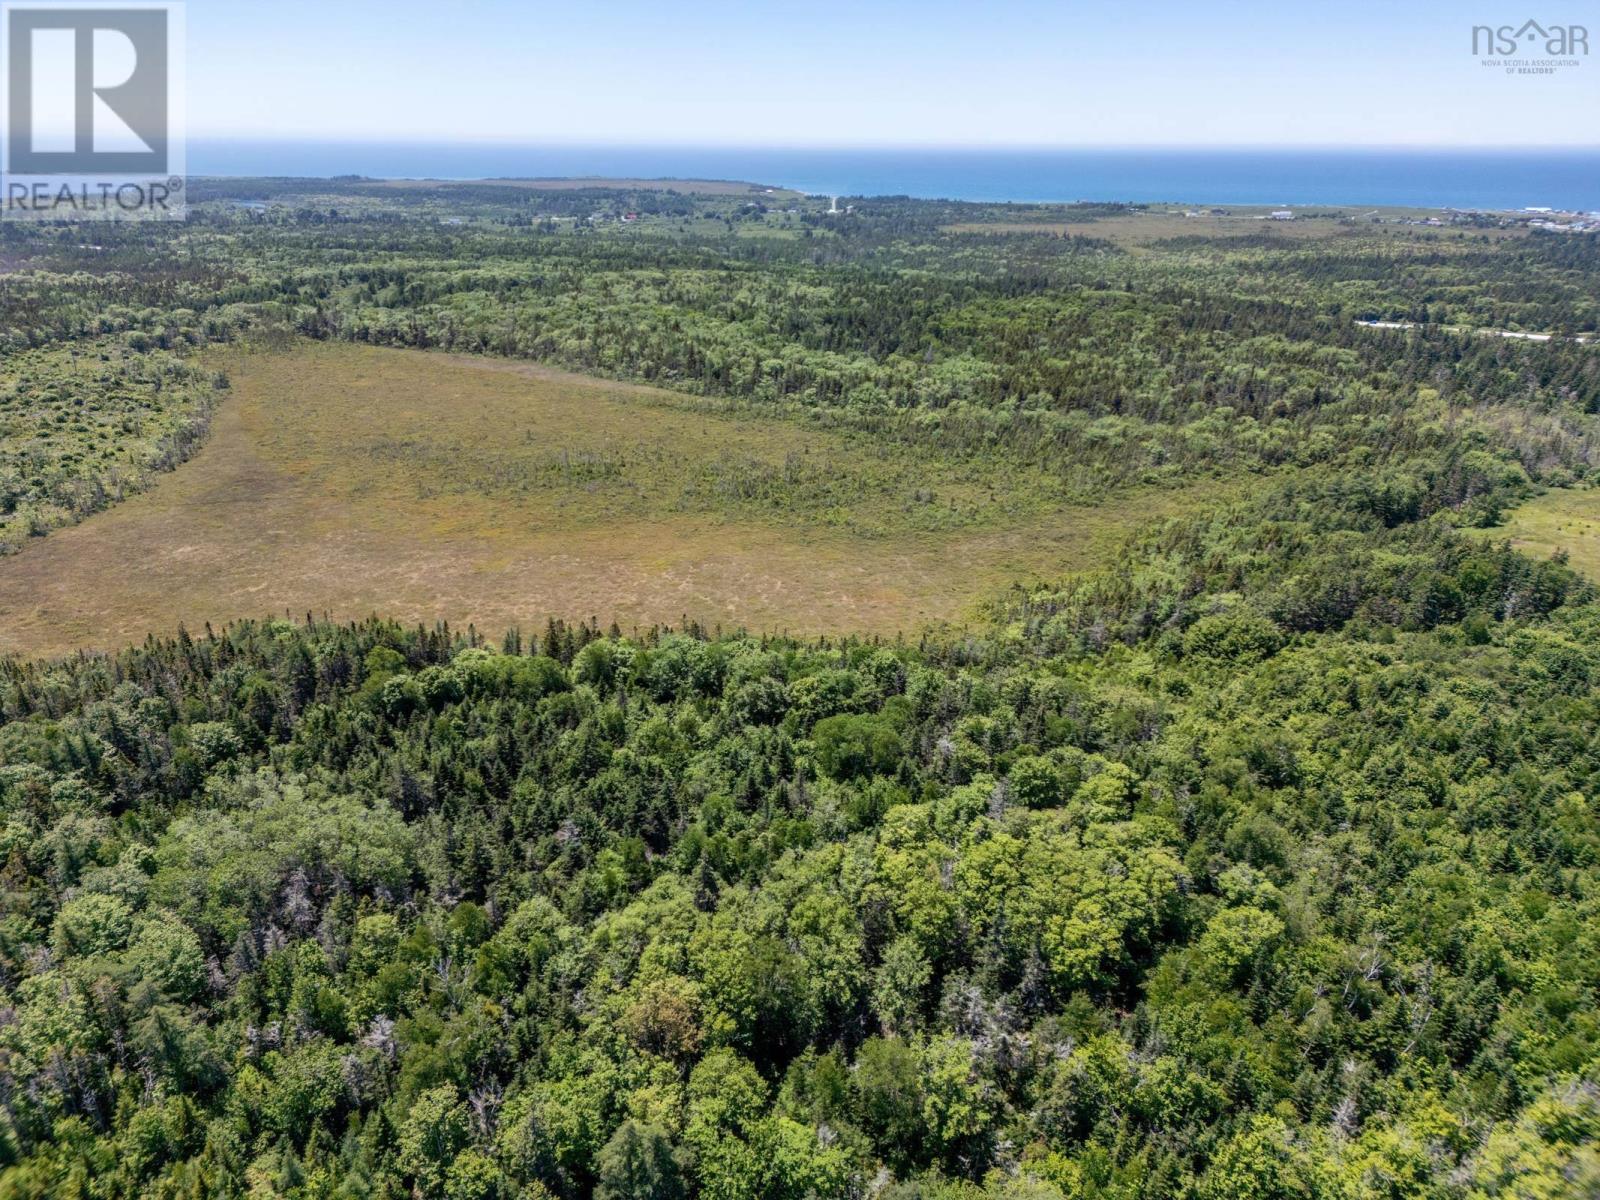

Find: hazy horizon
<box><xmin>188</xmin><ymin>138</ymin><xmax>1600</xmax><ymax>151</ymax></box>
<box><xmin>185</xmin><ymin>0</ymin><xmax>1599</xmax><ymax>147</ymax></box>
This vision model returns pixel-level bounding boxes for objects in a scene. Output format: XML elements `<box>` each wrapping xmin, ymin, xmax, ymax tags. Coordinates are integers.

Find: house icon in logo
<box><xmin>1472</xmin><ymin>18</ymin><xmax>1590</xmax><ymax>56</ymax></box>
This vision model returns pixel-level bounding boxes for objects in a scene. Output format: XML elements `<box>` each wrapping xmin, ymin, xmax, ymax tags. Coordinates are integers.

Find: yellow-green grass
<box><xmin>1476</xmin><ymin>486</ymin><xmax>1600</xmax><ymax>581</ymax></box>
<box><xmin>0</xmin><ymin>343</ymin><xmax>1230</xmax><ymax>658</ymax></box>
<box><xmin>942</xmin><ymin>210</ymin><xmax>1530</xmax><ymax>248</ymax></box>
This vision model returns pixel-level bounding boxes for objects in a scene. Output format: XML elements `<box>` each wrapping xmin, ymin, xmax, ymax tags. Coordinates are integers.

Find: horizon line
<box><xmin>184</xmin><ymin>136</ymin><xmax>1600</xmax><ymax>153</ymax></box>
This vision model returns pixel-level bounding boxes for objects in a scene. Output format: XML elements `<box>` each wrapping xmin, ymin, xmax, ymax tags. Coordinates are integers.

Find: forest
<box><xmin>0</xmin><ymin>182</ymin><xmax>1597</xmax><ymax>1198</ymax></box>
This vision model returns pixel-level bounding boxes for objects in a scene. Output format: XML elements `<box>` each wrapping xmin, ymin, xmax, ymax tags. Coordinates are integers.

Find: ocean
<box><xmin>186</xmin><ymin>143</ymin><xmax>1600</xmax><ymax>212</ymax></box>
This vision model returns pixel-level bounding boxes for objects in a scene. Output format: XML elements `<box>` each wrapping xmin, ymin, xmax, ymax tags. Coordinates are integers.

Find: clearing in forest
<box><xmin>1480</xmin><ymin>486</ymin><xmax>1600</xmax><ymax>583</ymax></box>
<box><xmin>0</xmin><ymin>342</ymin><xmax>1224</xmax><ymax>657</ymax></box>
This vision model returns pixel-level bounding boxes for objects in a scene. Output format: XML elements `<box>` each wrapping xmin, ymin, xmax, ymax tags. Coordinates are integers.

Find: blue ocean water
<box><xmin>186</xmin><ymin>142</ymin><xmax>1600</xmax><ymax>212</ymax></box>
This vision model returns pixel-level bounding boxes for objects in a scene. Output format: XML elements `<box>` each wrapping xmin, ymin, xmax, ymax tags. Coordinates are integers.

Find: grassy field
<box><xmin>0</xmin><ymin>343</ymin><xmax>1225</xmax><ymax>657</ymax></box>
<box><xmin>945</xmin><ymin>213</ymin><xmax>1365</xmax><ymax>246</ymax></box>
<box><xmin>943</xmin><ymin>208</ymin><xmax>1530</xmax><ymax>248</ymax></box>
<box><xmin>1477</xmin><ymin>485</ymin><xmax>1600</xmax><ymax>581</ymax></box>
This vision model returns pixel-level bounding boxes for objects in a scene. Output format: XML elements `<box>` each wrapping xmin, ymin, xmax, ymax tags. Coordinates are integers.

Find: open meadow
<box><xmin>0</xmin><ymin>342</ymin><xmax>1216</xmax><ymax>656</ymax></box>
<box><xmin>1479</xmin><ymin>483</ymin><xmax>1600</xmax><ymax>581</ymax></box>
<box><xmin>941</xmin><ymin>205</ymin><xmax>1533</xmax><ymax>247</ymax></box>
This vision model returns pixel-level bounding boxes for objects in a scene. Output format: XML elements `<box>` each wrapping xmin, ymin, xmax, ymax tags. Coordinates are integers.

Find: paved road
<box><xmin>1356</xmin><ymin>319</ymin><xmax>1593</xmax><ymax>344</ymax></box>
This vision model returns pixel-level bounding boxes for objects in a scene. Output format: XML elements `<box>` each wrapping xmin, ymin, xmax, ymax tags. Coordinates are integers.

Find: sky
<box><xmin>182</xmin><ymin>0</ymin><xmax>1599</xmax><ymax>146</ymax></box>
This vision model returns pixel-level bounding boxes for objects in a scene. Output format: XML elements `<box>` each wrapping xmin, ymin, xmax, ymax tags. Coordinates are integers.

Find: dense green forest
<box><xmin>1</xmin><ymin>182</ymin><xmax>1599</xmax><ymax>1198</ymax></box>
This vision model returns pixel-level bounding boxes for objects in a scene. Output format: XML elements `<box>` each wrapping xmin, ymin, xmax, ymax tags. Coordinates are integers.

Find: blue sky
<box><xmin>186</xmin><ymin>0</ymin><xmax>1599</xmax><ymax>145</ymax></box>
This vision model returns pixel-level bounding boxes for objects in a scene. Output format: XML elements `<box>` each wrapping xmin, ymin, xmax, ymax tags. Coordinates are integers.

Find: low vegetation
<box><xmin>0</xmin><ymin>343</ymin><xmax>1223</xmax><ymax>657</ymax></box>
<box><xmin>1473</xmin><ymin>482</ymin><xmax>1600</xmax><ymax>581</ymax></box>
<box><xmin>0</xmin><ymin>343</ymin><xmax>223</xmax><ymax>553</ymax></box>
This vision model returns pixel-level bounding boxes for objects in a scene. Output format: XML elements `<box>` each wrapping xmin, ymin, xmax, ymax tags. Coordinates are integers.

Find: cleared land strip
<box><xmin>0</xmin><ymin>343</ymin><xmax>1226</xmax><ymax>658</ymax></box>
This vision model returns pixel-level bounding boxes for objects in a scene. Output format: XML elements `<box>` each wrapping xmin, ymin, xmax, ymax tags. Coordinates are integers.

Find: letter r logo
<box><xmin>5</xmin><ymin>4</ymin><xmax>169</xmax><ymax>173</ymax></box>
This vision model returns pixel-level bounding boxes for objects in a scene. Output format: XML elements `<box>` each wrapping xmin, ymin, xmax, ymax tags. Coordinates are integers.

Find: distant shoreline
<box><xmin>359</xmin><ymin>175</ymin><xmax>786</xmax><ymax>196</ymax></box>
<box><xmin>183</xmin><ymin>143</ymin><xmax>1600</xmax><ymax>211</ymax></box>
<box><xmin>191</xmin><ymin>177</ymin><xmax>1593</xmax><ymax>222</ymax></box>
